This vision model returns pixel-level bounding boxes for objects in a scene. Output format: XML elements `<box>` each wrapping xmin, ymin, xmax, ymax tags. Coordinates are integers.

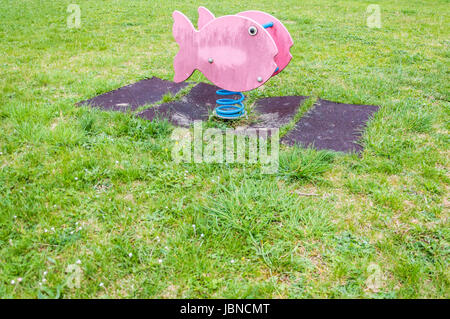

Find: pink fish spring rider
<box><xmin>172</xmin><ymin>7</ymin><xmax>293</xmax><ymax>119</ymax></box>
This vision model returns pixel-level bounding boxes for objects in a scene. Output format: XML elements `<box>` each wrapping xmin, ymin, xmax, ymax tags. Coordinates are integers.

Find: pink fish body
<box><xmin>198</xmin><ymin>7</ymin><xmax>293</xmax><ymax>76</ymax></box>
<box><xmin>172</xmin><ymin>10</ymin><xmax>278</xmax><ymax>92</ymax></box>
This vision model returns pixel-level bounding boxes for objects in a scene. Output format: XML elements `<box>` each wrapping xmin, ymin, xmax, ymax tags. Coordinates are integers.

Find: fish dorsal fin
<box><xmin>172</xmin><ymin>10</ymin><xmax>196</xmax><ymax>44</ymax></box>
<box><xmin>197</xmin><ymin>6</ymin><xmax>215</xmax><ymax>29</ymax></box>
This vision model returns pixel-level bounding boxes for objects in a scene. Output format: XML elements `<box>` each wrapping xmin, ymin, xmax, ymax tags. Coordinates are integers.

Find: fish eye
<box><xmin>248</xmin><ymin>26</ymin><xmax>258</xmax><ymax>36</ymax></box>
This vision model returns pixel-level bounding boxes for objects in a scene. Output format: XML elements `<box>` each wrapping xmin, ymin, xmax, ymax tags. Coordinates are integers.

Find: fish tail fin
<box><xmin>197</xmin><ymin>6</ymin><xmax>215</xmax><ymax>29</ymax></box>
<box><xmin>172</xmin><ymin>11</ymin><xmax>197</xmax><ymax>82</ymax></box>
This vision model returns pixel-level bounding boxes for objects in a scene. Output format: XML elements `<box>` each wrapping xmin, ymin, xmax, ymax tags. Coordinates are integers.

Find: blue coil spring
<box><xmin>214</xmin><ymin>89</ymin><xmax>246</xmax><ymax>119</ymax></box>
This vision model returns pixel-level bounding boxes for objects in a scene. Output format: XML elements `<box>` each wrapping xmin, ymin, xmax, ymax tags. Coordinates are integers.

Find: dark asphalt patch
<box><xmin>78</xmin><ymin>77</ymin><xmax>189</xmax><ymax>112</ymax></box>
<box><xmin>281</xmin><ymin>99</ymin><xmax>379</xmax><ymax>153</ymax></box>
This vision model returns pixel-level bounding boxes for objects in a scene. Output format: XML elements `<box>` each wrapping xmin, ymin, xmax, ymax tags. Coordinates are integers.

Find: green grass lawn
<box><xmin>0</xmin><ymin>0</ymin><xmax>449</xmax><ymax>298</ymax></box>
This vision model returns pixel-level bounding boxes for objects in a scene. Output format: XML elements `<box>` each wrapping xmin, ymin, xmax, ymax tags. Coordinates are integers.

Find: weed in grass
<box><xmin>279</xmin><ymin>147</ymin><xmax>335</xmax><ymax>183</ymax></box>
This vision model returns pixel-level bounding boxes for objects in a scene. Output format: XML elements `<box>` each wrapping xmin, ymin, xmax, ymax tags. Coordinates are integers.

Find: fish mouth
<box><xmin>264</xmin><ymin>61</ymin><xmax>279</xmax><ymax>82</ymax></box>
